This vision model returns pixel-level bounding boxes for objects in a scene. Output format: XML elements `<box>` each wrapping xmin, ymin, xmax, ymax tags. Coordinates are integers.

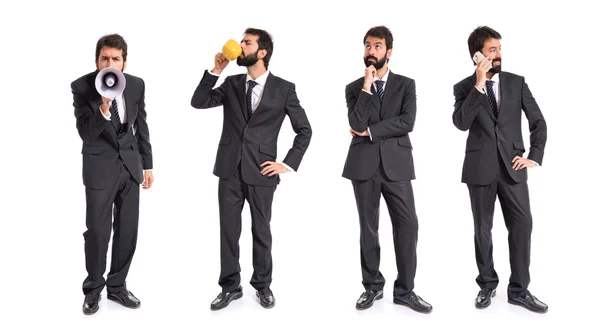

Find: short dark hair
<box><xmin>244</xmin><ymin>28</ymin><xmax>274</xmax><ymax>69</ymax></box>
<box><xmin>468</xmin><ymin>26</ymin><xmax>501</xmax><ymax>62</ymax></box>
<box><xmin>363</xmin><ymin>26</ymin><xmax>393</xmax><ymax>50</ymax></box>
<box><xmin>95</xmin><ymin>34</ymin><xmax>128</xmax><ymax>62</ymax></box>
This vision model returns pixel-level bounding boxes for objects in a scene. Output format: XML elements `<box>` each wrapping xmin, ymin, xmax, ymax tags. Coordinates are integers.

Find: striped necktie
<box><xmin>485</xmin><ymin>80</ymin><xmax>498</xmax><ymax>118</ymax></box>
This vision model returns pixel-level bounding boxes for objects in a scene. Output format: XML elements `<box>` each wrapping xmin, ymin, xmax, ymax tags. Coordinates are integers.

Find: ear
<box><xmin>122</xmin><ymin>61</ymin><xmax>127</xmax><ymax>72</ymax></box>
<box><xmin>258</xmin><ymin>49</ymin><xmax>267</xmax><ymax>59</ymax></box>
<box><xmin>386</xmin><ymin>48</ymin><xmax>393</xmax><ymax>59</ymax></box>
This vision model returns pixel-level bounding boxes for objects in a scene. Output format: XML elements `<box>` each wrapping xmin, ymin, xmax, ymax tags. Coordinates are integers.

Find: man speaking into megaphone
<box><xmin>71</xmin><ymin>34</ymin><xmax>154</xmax><ymax>315</ymax></box>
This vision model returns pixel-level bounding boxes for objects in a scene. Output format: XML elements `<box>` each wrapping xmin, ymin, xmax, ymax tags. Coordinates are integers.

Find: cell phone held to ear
<box><xmin>472</xmin><ymin>51</ymin><xmax>491</xmax><ymax>68</ymax></box>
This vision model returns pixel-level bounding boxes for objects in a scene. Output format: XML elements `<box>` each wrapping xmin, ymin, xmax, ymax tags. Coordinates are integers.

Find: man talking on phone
<box><xmin>452</xmin><ymin>26</ymin><xmax>548</xmax><ymax>313</ymax></box>
<box><xmin>343</xmin><ymin>26</ymin><xmax>432</xmax><ymax>313</ymax></box>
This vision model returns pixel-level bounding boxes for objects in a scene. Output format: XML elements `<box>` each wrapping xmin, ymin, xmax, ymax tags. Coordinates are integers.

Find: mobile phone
<box><xmin>472</xmin><ymin>51</ymin><xmax>485</xmax><ymax>64</ymax></box>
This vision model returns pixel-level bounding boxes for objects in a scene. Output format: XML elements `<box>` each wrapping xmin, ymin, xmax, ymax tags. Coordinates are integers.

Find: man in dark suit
<box><xmin>452</xmin><ymin>26</ymin><xmax>548</xmax><ymax>313</ymax></box>
<box><xmin>72</xmin><ymin>34</ymin><xmax>153</xmax><ymax>315</ymax></box>
<box><xmin>191</xmin><ymin>28</ymin><xmax>312</xmax><ymax>310</ymax></box>
<box><xmin>343</xmin><ymin>26</ymin><xmax>432</xmax><ymax>313</ymax></box>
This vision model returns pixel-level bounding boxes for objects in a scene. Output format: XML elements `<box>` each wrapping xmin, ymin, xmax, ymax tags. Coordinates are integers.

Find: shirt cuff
<box><xmin>367</xmin><ymin>127</ymin><xmax>373</xmax><ymax>141</ymax></box>
<box><xmin>143</xmin><ymin>169</ymin><xmax>153</xmax><ymax>172</ymax></box>
<box><xmin>475</xmin><ymin>85</ymin><xmax>485</xmax><ymax>94</ymax></box>
<box><xmin>281</xmin><ymin>162</ymin><xmax>295</xmax><ymax>173</ymax></box>
<box><xmin>531</xmin><ymin>160</ymin><xmax>539</xmax><ymax>167</ymax></box>
<box><xmin>208</xmin><ymin>70</ymin><xmax>220</xmax><ymax>77</ymax></box>
<box><xmin>99</xmin><ymin>106</ymin><xmax>111</xmax><ymax>120</ymax></box>
<box><xmin>362</xmin><ymin>89</ymin><xmax>372</xmax><ymax>95</ymax></box>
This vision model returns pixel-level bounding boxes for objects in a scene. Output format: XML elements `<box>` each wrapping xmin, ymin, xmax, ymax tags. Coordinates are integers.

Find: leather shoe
<box><xmin>475</xmin><ymin>288</ymin><xmax>496</xmax><ymax>309</ymax></box>
<box><xmin>508</xmin><ymin>292</ymin><xmax>548</xmax><ymax>313</ymax></box>
<box><xmin>107</xmin><ymin>289</ymin><xmax>141</xmax><ymax>309</ymax></box>
<box><xmin>256</xmin><ymin>287</ymin><xmax>275</xmax><ymax>309</ymax></box>
<box><xmin>211</xmin><ymin>286</ymin><xmax>243</xmax><ymax>310</ymax></box>
<box><xmin>356</xmin><ymin>290</ymin><xmax>383</xmax><ymax>310</ymax></box>
<box><xmin>82</xmin><ymin>293</ymin><xmax>100</xmax><ymax>315</ymax></box>
<box><xmin>393</xmin><ymin>292</ymin><xmax>432</xmax><ymax>314</ymax></box>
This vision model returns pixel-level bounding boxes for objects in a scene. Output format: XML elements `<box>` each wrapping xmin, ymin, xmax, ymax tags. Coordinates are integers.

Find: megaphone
<box><xmin>95</xmin><ymin>67</ymin><xmax>126</xmax><ymax>98</ymax></box>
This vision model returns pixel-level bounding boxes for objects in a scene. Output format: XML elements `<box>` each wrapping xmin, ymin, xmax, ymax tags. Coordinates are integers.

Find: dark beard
<box><xmin>237</xmin><ymin>50</ymin><xmax>259</xmax><ymax>67</ymax></box>
<box><xmin>364</xmin><ymin>55</ymin><xmax>386</xmax><ymax>70</ymax></box>
<box><xmin>489</xmin><ymin>57</ymin><xmax>502</xmax><ymax>73</ymax></box>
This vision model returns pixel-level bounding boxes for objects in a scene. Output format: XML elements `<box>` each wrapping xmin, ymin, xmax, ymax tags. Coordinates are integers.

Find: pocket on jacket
<box><xmin>465</xmin><ymin>137</ymin><xmax>482</xmax><ymax>152</ymax></box>
<box><xmin>259</xmin><ymin>144</ymin><xmax>277</xmax><ymax>158</ymax></box>
<box><xmin>513</xmin><ymin>141</ymin><xmax>525</xmax><ymax>150</ymax></box>
<box><xmin>397</xmin><ymin>138</ymin><xmax>412</xmax><ymax>149</ymax></box>
<box><xmin>81</xmin><ymin>146</ymin><xmax>103</xmax><ymax>155</ymax></box>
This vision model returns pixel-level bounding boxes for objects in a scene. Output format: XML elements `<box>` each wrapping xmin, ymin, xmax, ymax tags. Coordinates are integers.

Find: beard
<box><xmin>489</xmin><ymin>57</ymin><xmax>502</xmax><ymax>73</ymax></box>
<box><xmin>364</xmin><ymin>55</ymin><xmax>387</xmax><ymax>70</ymax></box>
<box><xmin>237</xmin><ymin>50</ymin><xmax>259</xmax><ymax>67</ymax></box>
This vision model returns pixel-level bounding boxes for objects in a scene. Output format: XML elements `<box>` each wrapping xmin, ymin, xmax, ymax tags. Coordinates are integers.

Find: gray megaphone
<box><xmin>95</xmin><ymin>67</ymin><xmax>126</xmax><ymax>98</ymax></box>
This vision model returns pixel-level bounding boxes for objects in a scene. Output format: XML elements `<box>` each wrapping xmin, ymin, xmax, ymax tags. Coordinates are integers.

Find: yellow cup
<box><xmin>222</xmin><ymin>39</ymin><xmax>242</xmax><ymax>60</ymax></box>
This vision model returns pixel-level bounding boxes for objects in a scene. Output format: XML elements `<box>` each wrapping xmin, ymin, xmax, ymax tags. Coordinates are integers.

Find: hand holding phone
<box><xmin>473</xmin><ymin>51</ymin><xmax>492</xmax><ymax>68</ymax></box>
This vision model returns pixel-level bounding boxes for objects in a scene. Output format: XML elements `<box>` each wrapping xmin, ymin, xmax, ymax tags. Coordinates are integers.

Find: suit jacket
<box><xmin>72</xmin><ymin>71</ymin><xmax>153</xmax><ymax>190</ymax></box>
<box><xmin>452</xmin><ymin>71</ymin><xmax>547</xmax><ymax>185</ymax></box>
<box><xmin>342</xmin><ymin>72</ymin><xmax>416</xmax><ymax>181</ymax></box>
<box><xmin>191</xmin><ymin>70</ymin><xmax>312</xmax><ymax>186</ymax></box>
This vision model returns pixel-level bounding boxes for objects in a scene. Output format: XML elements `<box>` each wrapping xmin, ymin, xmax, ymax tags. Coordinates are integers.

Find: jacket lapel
<box><xmin>380</xmin><ymin>72</ymin><xmax>399</xmax><ymax>118</ymax></box>
<box><xmin>497</xmin><ymin>72</ymin><xmax>508</xmax><ymax>118</ymax></box>
<box><xmin>123</xmin><ymin>78</ymin><xmax>135</xmax><ymax>130</ymax></box>
<box><xmin>236</xmin><ymin>75</ymin><xmax>249</xmax><ymax>122</ymax></box>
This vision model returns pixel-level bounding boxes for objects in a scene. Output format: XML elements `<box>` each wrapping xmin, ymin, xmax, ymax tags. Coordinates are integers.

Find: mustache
<box><xmin>492</xmin><ymin>57</ymin><xmax>502</xmax><ymax>63</ymax></box>
<box><xmin>365</xmin><ymin>56</ymin><xmax>377</xmax><ymax>62</ymax></box>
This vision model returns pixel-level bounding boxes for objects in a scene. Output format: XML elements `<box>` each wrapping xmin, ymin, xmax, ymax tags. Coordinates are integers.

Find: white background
<box><xmin>0</xmin><ymin>0</ymin><xmax>598</xmax><ymax>334</ymax></box>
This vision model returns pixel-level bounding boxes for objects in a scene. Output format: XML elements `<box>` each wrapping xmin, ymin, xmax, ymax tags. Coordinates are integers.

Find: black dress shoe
<box><xmin>508</xmin><ymin>292</ymin><xmax>548</xmax><ymax>313</ymax></box>
<box><xmin>475</xmin><ymin>288</ymin><xmax>496</xmax><ymax>309</ymax></box>
<box><xmin>82</xmin><ymin>293</ymin><xmax>100</xmax><ymax>315</ymax></box>
<box><xmin>211</xmin><ymin>286</ymin><xmax>243</xmax><ymax>310</ymax></box>
<box><xmin>393</xmin><ymin>292</ymin><xmax>433</xmax><ymax>314</ymax></box>
<box><xmin>356</xmin><ymin>290</ymin><xmax>383</xmax><ymax>310</ymax></box>
<box><xmin>256</xmin><ymin>287</ymin><xmax>275</xmax><ymax>309</ymax></box>
<box><xmin>107</xmin><ymin>290</ymin><xmax>141</xmax><ymax>309</ymax></box>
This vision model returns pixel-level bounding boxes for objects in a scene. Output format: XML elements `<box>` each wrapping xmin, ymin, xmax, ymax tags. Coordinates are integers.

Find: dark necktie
<box><xmin>246</xmin><ymin>80</ymin><xmax>257</xmax><ymax>117</ymax></box>
<box><xmin>375</xmin><ymin>80</ymin><xmax>384</xmax><ymax>103</ymax></box>
<box><xmin>110</xmin><ymin>99</ymin><xmax>121</xmax><ymax>126</ymax></box>
<box><xmin>485</xmin><ymin>80</ymin><xmax>498</xmax><ymax>118</ymax></box>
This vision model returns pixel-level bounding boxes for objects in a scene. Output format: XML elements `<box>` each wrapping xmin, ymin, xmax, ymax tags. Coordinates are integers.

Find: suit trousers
<box><xmin>467</xmin><ymin>162</ymin><xmax>533</xmax><ymax>299</ymax></box>
<box><xmin>351</xmin><ymin>164</ymin><xmax>418</xmax><ymax>298</ymax></box>
<box><xmin>83</xmin><ymin>163</ymin><xmax>140</xmax><ymax>295</ymax></box>
<box><xmin>218</xmin><ymin>165</ymin><xmax>277</xmax><ymax>293</ymax></box>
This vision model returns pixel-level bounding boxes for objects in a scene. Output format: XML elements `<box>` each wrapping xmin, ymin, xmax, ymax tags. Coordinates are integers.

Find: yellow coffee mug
<box><xmin>222</xmin><ymin>39</ymin><xmax>242</xmax><ymax>60</ymax></box>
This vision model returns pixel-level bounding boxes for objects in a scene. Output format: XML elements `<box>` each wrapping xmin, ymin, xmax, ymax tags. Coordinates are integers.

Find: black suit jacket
<box><xmin>452</xmin><ymin>71</ymin><xmax>547</xmax><ymax>185</ymax></box>
<box><xmin>342</xmin><ymin>72</ymin><xmax>416</xmax><ymax>181</ymax></box>
<box><xmin>191</xmin><ymin>70</ymin><xmax>312</xmax><ymax>186</ymax></box>
<box><xmin>72</xmin><ymin>71</ymin><xmax>153</xmax><ymax>190</ymax></box>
